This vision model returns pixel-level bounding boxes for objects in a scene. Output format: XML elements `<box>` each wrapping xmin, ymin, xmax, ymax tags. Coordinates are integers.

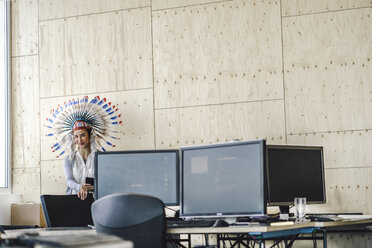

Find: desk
<box><xmin>167</xmin><ymin>219</ymin><xmax>372</xmax><ymax>248</ymax></box>
<box><xmin>2</xmin><ymin>219</ymin><xmax>372</xmax><ymax>248</ymax></box>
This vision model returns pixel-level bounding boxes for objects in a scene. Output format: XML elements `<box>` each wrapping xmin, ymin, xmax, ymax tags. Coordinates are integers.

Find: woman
<box><xmin>64</xmin><ymin>120</ymin><xmax>95</xmax><ymax>200</ymax></box>
<box><xmin>46</xmin><ymin>96</ymin><xmax>122</xmax><ymax>200</ymax></box>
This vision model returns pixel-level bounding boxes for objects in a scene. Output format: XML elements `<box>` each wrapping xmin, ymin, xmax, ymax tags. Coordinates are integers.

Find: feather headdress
<box><xmin>45</xmin><ymin>95</ymin><xmax>122</xmax><ymax>158</ymax></box>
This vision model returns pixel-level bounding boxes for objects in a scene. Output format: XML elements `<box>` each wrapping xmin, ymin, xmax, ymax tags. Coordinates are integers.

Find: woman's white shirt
<box><xmin>64</xmin><ymin>150</ymin><xmax>95</xmax><ymax>194</ymax></box>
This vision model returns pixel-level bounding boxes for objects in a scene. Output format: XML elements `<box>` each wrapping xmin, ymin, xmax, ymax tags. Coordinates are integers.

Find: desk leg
<box><xmin>323</xmin><ymin>230</ymin><xmax>327</xmax><ymax>248</ymax></box>
<box><xmin>204</xmin><ymin>234</ymin><xmax>209</xmax><ymax>247</ymax></box>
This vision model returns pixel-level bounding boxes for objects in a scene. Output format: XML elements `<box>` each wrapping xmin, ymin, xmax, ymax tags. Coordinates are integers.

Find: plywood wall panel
<box><xmin>306</xmin><ymin>167</ymin><xmax>372</xmax><ymax>214</ymax></box>
<box><xmin>11</xmin><ymin>0</ymin><xmax>38</xmax><ymax>56</ymax></box>
<box><xmin>39</xmin><ymin>0</ymin><xmax>150</xmax><ymax>21</ymax></box>
<box><xmin>294</xmin><ymin>233</ymin><xmax>372</xmax><ymax>248</ymax></box>
<box><xmin>113</xmin><ymin>89</ymin><xmax>155</xmax><ymax>151</ymax></box>
<box><xmin>152</xmin><ymin>0</ymin><xmax>231</xmax><ymax>10</ymax></box>
<box><xmin>41</xmin><ymin>160</ymin><xmax>66</xmax><ymax>195</ymax></box>
<box><xmin>39</xmin><ymin>8</ymin><xmax>152</xmax><ymax>98</ymax></box>
<box><xmin>155</xmin><ymin>100</ymin><xmax>285</xmax><ymax>149</ymax></box>
<box><xmin>288</xmin><ymin>130</ymin><xmax>372</xmax><ymax>169</ymax></box>
<box><xmin>11</xmin><ymin>56</ymin><xmax>40</xmax><ymax>169</ymax></box>
<box><xmin>153</xmin><ymin>0</ymin><xmax>283</xmax><ymax>108</ymax></box>
<box><xmin>326</xmin><ymin>233</ymin><xmax>372</xmax><ymax>248</ymax></box>
<box><xmin>283</xmin><ymin>8</ymin><xmax>372</xmax><ymax>134</ymax></box>
<box><xmin>38</xmin><ymin>19</ymin><xmax>68</xmax><ymax>97</ymax></box>
<box><xmin>282</xmin><ymin>0</ymin><xmax>372</xmax><ymax>16</ymax></box>
<box><xmin>78</xmin><ymin>0</ymin><xmax>150</xmax><ymax>17</ymax></box>
<box><xmin>40</xmin><ymin>89</ymin><xmax>154</xmax><ymax>161</ymax></box>
<box><xmin>12</xmin><ymin>168</ymin><xmax>41</xmax><ymax>203</ymax></box>
<box><xmin>38</xmin><ymin>0</ymin><xmax>78</xmax><ymax>21</ymax></box>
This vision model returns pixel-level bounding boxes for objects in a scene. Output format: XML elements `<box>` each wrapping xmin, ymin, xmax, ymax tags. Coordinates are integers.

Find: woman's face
<box><xmin>73</xmin><ymin>129</ymin><xmax>90</xmax><ymax>149</ymax></box>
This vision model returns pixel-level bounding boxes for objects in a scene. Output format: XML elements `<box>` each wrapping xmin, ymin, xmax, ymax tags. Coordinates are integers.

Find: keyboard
<box><xmin>307</xmin><ymin>213</ymin><xmax>362</xmax><ymax>216</ymax></box>
<box><xmin>236</xmin><ymin>216</ymin><xmax>287</xmax><ymax>224</ymax></box>
<box><xmin>307</xmin><ymin>213</ymin><xmax>363</xmax><ymax>222</ymax></box>
<box><xmin>166</xmin><ymin>218</ymin><xmax>216</xmax><ymax>228</ymax></box>
<box><xmin>308</xmin><ymin>215</ymin><xmax>336</xmax><ymax>222</ymax></box>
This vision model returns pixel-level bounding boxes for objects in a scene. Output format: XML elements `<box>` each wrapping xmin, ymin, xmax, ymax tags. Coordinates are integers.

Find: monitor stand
<box><xmin>279</xmin><ymin>206</ymin><xmax>290</xmax><ymax>220</ymax></box>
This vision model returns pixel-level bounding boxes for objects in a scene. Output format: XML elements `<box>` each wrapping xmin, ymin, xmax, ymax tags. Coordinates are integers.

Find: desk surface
<box><xmin>1</xmin><ymin>227</ymin><xmax>97</xmax><ymax>239</ymax></box>
<box><xmin>1</xmin><ymin>228</ymin><xmax>133</xmax><ymax>248</ymax></box>
<box><xmin>167</xmin><ymin>218</ymin><xmax>372</xmax><ymax>234</ymax></box>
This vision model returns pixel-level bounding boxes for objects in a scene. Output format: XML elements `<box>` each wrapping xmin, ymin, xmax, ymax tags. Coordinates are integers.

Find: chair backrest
<box><xmin>40</xmin><ymin>194</ymin><xmax>94</xmax><ymax>227</ymax></box>
<box><xmin>92</xmin><ymin>193</ymin><xmax>166</xmax><ymax>248</ymax></box>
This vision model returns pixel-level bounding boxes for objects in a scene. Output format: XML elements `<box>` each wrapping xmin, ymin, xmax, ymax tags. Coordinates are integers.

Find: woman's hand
<box><xmin>78</xmin><ymin>183</ymin><xmax>94</xmax><ymax>200</ymax></box>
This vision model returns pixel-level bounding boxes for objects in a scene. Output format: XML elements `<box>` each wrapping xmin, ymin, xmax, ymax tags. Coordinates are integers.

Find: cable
<box><xmin>312</xmin><ymin>229</ymin><xmax>318</xmax><ymax>248</ymax></box>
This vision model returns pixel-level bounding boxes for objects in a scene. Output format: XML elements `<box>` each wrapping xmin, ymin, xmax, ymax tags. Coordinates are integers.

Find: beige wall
<box><xmin>11</xmin><ymin>0</ymin><xmax>372</xmax><ymax>244</ymax></box>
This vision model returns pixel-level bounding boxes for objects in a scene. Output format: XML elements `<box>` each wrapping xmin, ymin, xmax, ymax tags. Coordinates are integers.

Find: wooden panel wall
<box><xmin>153</xmin><ymin>0</ymin><xmax>283</xmax><ymax>108</ymax></box>
<box><xmin>11</xmin><ymin>56</ymin><xmax>40</xmax><ymax>169</ymax></box>
<box><xmin>283</xmin><ymin>8</ymin><xmax>372</xmax><ymax>134</ymax></box>
<box><xmin>12</xmin><ymin>168</ymin><xmax>40</xmax><ymax>202</ymax></box>
<box><xmin>39</xmin><ymin>7</ymin><xmax>152</xmax><ymax>98</ymax></box>
<box><xmin>38</xmin><ymin>0</ymin><xmax>150</xmax><ymax>20</ymax></box>
<box><xmin>11</xmin><ymin>0</ymin><xmax>38</xmax><ymax>56</ymax></box>
<box><xmin>155</xmin><ymin>100</ymin><xmax>285</xmax><ymax>149</ymax></box>
<box><xmin>11</xmin><ymin>3</ymin><xmax>372</xmax><ymax>246</ymax></box>
<box><xmin>152</xmin><ymin>0</ymin><xmax>231</xmax><ymax>10</ymax></box>
<box><xmin>294</xmin><ymin>233</ymin><xmax>372</xmax><ymax>248</ymax></box>
<box><xmin>11</xmin><ymin>14</ymin><xmax>40</xmax><ymax>202</ymax></box>
<box><xmin>282</xmin><ymin>0</ymin><xmax>372</xmax><ymax>16</ymax></box>
<box><xmin>41</xmin><ymin>160</ymin><xmax>66</xmax><ymax>195</ymax></box>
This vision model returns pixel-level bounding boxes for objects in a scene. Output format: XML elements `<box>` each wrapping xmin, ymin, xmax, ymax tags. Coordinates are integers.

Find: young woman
<box><xmin>64</xmin><ymin>121</ymin><xmax>95</xmax><ymax>200</ymax></box>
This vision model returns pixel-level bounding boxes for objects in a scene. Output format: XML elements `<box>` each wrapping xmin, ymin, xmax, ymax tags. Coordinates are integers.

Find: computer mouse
<box><xmin>213</xmin><ymin>219</ymin><xmax>229</xmax><ymax>227</ymax></box>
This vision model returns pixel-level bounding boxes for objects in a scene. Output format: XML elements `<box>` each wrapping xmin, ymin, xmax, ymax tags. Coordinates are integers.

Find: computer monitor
<box><xmin>180</xmin><ymin>139</ymin><xmax>266</xmax><ymax>221</ymax></box>
<box><xmin>265</xmin><ymin>145</ymin><xmax>326</xmax><ymax>214</ymax></box>
<box><xmin>94</xmin><ymin>150</ymin><xmax>179</xmax><ymax>206</ymax></box>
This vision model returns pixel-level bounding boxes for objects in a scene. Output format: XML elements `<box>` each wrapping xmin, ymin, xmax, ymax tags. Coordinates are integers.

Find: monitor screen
<box><xmin>94</xmin><ymin>150</ymin><xmax>179</xmax><ymax>206</ymax></box>
<box><xmin>180</xmin><ymin>140</ymin><xmax>266</xmax><ymax>218</ymax></box>
<box><xmin>266</xmin><ymin>145</ymin><xmax>326</xmax><ymax>206</ymax></box>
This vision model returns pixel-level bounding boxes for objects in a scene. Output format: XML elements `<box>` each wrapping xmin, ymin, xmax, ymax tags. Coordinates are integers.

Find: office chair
<box><xmin>92</xmin><ymin>193</ymin><xmax>166</xmax><ymax>248</ymax></box>
<box><xmin>40</xmin><ymin>194</ymin><xmax>94</xmax><ymax>227</ymax></box>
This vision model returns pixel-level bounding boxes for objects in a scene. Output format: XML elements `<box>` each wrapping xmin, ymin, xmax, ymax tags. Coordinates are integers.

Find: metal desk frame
<box><xmin>167</xmin><ymin>219</ymin><xmax>372</xmax><ymax>248</ymax></box>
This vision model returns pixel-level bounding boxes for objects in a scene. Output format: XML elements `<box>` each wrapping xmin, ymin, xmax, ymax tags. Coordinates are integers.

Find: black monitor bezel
<box><xmin>94</xmin><ymin>149</ymin><xmax>180</xmax><ymax>206</ymax></box>
<box><xmin>179</xmin><ymin>139</ymin><xmax>267</xmax><ymax>218</ymax></box>
<box><xmin>265</xmin><ymin>145</ymin><xmax>326</xmax><ymax>206</ymax></box>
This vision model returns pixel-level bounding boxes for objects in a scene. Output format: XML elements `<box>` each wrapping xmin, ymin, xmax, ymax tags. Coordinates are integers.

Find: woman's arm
<box><xmin>63</xmin><ymin>157</ymin><xmax>81</xmax><ymax>193</ymax></box>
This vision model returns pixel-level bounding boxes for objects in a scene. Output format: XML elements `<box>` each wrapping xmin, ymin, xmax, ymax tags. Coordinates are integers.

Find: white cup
<box><xmin>294</xmin><ymin>197</ymin><xmax>306</xmax><ymax>220</ymax></box>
